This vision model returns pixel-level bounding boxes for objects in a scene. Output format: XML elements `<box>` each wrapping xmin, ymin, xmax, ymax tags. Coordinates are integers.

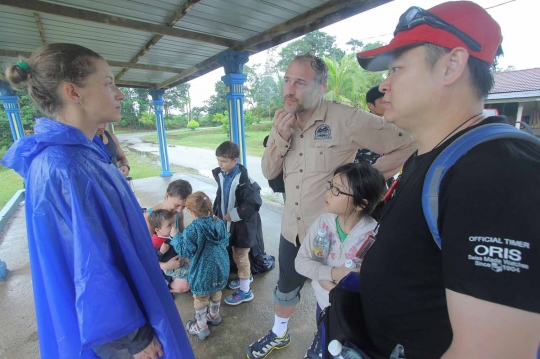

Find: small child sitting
<box><xmin>171</xmin><ymin>191</ymin><xmax>230</xmax><ymax>340</ymax></box>
<box><xmin>147</xmin><ymin>209</ymin><xmax>190</xmax><ymax>294</ymax></box>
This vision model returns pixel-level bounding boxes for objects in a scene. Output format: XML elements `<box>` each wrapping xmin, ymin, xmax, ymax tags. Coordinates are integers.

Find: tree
<box><xmin>205</xmin><ymin>81</ymin><xmax>228</xmax><ymax>116</ymax></box>
<box><xmin>322</xmin><ymin>53</ymin><xmax>386</xmax><ymax>110</ymax></box>
<box><xmin>276</xmin><ymin>30</ymin><xmax>345</xmax><ymax>71</ymax></box>
<box><xmin>187</xmin><ymin>119</ymin><xmax>199</xmax><ymax>131</ymax></box>
<box><xmin>138</xmin><ymin>112</ymin><xmax>156</xmax><ymax>129</ymax></box>
<box><xmin>346</xmin><ymin>39</ymin><xmax>364</xmax><ymax>53</ymax></box>
<box><xmin>163</xmin><ymin>83</ymin><xmax>190</xmax><ymax>118</ymax></box>
<box><xmin>360</xmin><ymin>41</ymin><xmax>385</xmax><ymax>52</ymax></box>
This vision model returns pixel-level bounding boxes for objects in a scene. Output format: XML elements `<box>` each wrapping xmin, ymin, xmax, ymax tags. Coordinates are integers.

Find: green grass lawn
<box><xmin>142</xmin><ymin>123</ymin><xmax>272</xmax><ymax>157</ymax></box>
<box><xmin>124</xmin><ymin>147</ymin><xmax>198</xmax><ymax>180</ymax></box>
<box><xmin>0</xmin><ymin>147</ymin><xmax>25</xmax><ymax>209</ymax></box>
<box><xmin>0</xmin><ymin>147</ymin><xmax>197</xmax><ymax>209</ymax></box>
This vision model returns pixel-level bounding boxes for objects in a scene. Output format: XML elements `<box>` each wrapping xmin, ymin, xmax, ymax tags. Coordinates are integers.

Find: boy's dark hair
<box><xmin>148</xmin><ymin>209</ymin><xmax>175</xmax><ymax>231</ymax></box>
<box><xmin>216</xmin><ymin>141</ymin><xmax>240</xmax><ymax>160</ymax></box>
<box><xmin>333</xmin><ymin>163</ymin><xmax>386</xmax><ymax>218</ymax></box>
<box><xmin>166</xmin><ymin>179</ymin><xmax>192</xmax><ymax>199</ymax></box>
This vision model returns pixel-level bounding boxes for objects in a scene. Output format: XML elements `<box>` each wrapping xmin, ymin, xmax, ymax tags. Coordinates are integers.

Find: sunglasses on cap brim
<box><xmin>395</xmin><ymin>6</ymin><xmax>482</xmax><ymax>52</ymax></box>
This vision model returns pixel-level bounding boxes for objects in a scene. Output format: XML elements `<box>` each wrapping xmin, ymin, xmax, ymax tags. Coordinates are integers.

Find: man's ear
<box><xmin>318</xmin><ymin>83</ymin><xmax>328</xmax><ymax>96</ymax></box>
<box><xmin>233</xmin><ymin>158</ymin><xmax>239</xmax><ymax>166</ymax></box>
<box><xmin>367</xmin><ymin>103</ymin><xmax>375</xmax><ymax>113</ymax></box>
<box><xmin>442</xmin><ymin>47</ymin><xmax>469</xmax><ymax>86</ymax></box>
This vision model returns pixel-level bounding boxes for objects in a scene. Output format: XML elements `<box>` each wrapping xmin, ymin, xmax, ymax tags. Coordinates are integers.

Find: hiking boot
<box><xmin>206</xmin><ymin>312</ymin><xmax>222</xmax><ymax>326</ymax></box>
<box><xmin>185</xmin><ymin>320</ymin><xmax>210</xmax><ymax>340</ymax></box>
<box><xmin>224</xmin><ymin>289</ymin><xmax>254</xmax><ymax>306</ymax></box>
<box><xmin>246</xmin><ymin>330</ymin><xmax>291</xmax><ymax>359</ymax></box>
<box><xmin>303</xmin><ymin>331</ymin><xmax>322</xmax><ymax>358</ymax></box>
<box><xmin>228</xmin><ymin>275</ymin><xmax>253</xmax><ymax>290</ymax></box>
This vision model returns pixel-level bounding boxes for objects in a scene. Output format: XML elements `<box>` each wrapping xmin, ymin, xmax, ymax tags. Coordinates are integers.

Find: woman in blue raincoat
<box><xmin>1</xmin><ymin>44</ymin><xmax>194</xmax><ymax>359</ymax></box>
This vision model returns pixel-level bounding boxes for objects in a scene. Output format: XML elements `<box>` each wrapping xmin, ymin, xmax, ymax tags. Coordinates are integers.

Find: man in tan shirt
<box><xmin>246</xmin><ymin>54</ymin><xmax>416</xmax><ymax>359</ymax></box>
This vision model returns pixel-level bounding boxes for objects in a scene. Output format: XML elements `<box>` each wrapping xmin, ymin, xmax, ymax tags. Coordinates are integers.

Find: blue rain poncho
<box><xmin>1</xmin><ymin>118</ymin><xmax>194</xmax><ymax>359</ymax></box>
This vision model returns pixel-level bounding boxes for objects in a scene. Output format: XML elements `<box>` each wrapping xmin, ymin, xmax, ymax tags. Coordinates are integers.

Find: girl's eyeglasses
<box><xmin>326</xmin><ymin>181</ymin><xmax>353</xmax><ymax>197</ymax></box>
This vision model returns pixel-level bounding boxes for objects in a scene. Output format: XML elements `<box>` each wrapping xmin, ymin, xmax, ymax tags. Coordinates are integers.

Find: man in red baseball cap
<box><xmin>352</xmin><ymin>1</ymin><xmax>540</xmax><ymax>358</ymax></box>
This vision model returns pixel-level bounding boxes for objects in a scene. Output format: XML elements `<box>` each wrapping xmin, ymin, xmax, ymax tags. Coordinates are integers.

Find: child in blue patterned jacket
<box><xmin>171</xmin><ymin>191</ymin><xmax>230</xmax><ymax>340</ymax></box>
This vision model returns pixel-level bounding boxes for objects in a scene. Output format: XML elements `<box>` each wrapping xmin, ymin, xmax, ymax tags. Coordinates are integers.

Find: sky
<box><xmin>188</xmin><ymin>0</ymin><xmax>539</xmax><ymax>108</ymax></box>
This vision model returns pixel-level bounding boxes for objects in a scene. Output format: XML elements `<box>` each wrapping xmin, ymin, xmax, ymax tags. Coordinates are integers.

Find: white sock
<box><xmin>272</xmin><ymin>315</ymin><xmax>289</xmax><ymax>337</ymax></box>
<box><xmin>240</xmin><ymin>278</ymin><xmax>250</xmax><ymax>293</ymax></box>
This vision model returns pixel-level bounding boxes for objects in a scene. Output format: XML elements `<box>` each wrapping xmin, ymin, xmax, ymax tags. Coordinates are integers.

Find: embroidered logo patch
<box><xmin>314</xmin><ymin>124</ymin><xmax>331</xmax><ymax>140</ymax></box>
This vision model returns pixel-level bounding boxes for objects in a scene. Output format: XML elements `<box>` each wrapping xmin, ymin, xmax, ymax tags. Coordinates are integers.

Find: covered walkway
<box><xmin>0</xmin><ymin>173</ymin><xmax>317</xmax><ymax>358</ymax></box>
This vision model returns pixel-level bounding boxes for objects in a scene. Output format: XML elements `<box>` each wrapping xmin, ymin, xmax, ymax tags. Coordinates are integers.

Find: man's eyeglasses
<box><xmin>326</xmin><ymin>181</ymin><xmax>353</xmax><ymax>197</ymax></box>
<box><xmin>395</xmin><ymin>6</ymin><xmax>482</xmax><ymax>52</ymax></box>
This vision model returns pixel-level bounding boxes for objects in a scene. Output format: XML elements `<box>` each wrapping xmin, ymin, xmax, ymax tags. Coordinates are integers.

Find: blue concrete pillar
<box><xmin>217</xmin><ymin>50</ymin><xmax>250</xmax><ymax>167</ymax></box>
<box><xmin>150</xmin><ymin>88</ymin><xmax>172</xmax><ymax>177</ymax></box>
<box><xmin>0</xmin><ymin>81</ymin><xmax>24</xmax><ymax>142</ymax></box>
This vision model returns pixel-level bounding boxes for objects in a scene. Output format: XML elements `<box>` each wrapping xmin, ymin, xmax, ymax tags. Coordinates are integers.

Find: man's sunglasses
<box><xmin>394</xmin><ymin>6</ymin><xmax>482</xmax><ymax>52</ymax></box>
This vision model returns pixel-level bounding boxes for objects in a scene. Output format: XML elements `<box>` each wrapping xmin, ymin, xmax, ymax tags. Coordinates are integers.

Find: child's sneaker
<box><xmin>303</xmin><ymin>331</ymin><xmax>322</xmax><ymax>358</ymax></box>
<box><xmin>247</xmin><ymin>330</ymin><xmax>291</xmax><ymax>358</ymax></box>
<box><xmin>228</xmin><ymin>275</ymin><xmax>253</xmax><ymax>290</ymax></box>
<box><xmin>224</xmin><ymin>289</ymin><xmax>254</xmax><ymax>306</ymax></box>
<box><xmin>185</xmin><ymin>320</ymin><xmax>210</xmax><ymax>340</ymax></box>
<box><xmin>206</xmin><ymin>312</ymin><xmax>222</xmax><ymax>326</ymax></box>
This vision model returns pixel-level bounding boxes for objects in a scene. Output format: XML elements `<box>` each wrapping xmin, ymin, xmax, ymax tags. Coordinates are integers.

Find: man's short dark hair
<box><xmin>166</xmin><ymin>179</ymin><xmax>192</xmax><ymax>199</ymax></box>
<box><xmin>423</xmin><ymin>43</ymin><xmax>500</xmax><ymax>99</ymax></box>
<box><xmin>216</xmin><ymin>141</ymin><xmax>240</xmax><ymax>160</ymax></box>
<box><xmin>148</xmin><ymin>209</ymin><xmax>175</xmax><ymax>230</ymax></box>
<box><xmin>293</xmin><ymin>54</ymin><xmax>328</xmax><ymax>85</ymax></box>
<box><xmin>366</xmin><ymin>85</ymin><xmax>384</xmax><ymax>105</ymax></box>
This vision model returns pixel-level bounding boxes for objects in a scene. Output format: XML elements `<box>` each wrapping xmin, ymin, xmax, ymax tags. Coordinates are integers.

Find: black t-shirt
<box><xmin>359</xmin><ymin>117</ymin><xmax>540</xmax><ymax>358</ymax></box>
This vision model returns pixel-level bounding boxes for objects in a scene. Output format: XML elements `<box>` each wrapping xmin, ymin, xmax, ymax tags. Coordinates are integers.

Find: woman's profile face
<box><xmin>78</xmin><ymin>59</ymin><xmax>125</xmax><ymax>124</ymax></box>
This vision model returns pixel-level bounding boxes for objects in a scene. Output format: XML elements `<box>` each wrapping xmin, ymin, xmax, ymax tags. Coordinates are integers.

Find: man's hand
<box><xmin>159</xmin><ymin>243</ymin><xmax>170</xmax><ymax>255</ymax></box>
<box><xmin>273</xmin><ymin>108</ymin><xmax>295</xmax><ymax>142</ymax></box>
<box><xmin>133</xmin><ymin>336</ymin><xmax>163</xmax><ymax>359</ymax></box>
<box><xmin>223</xmin><ymin>213</ymin><xmax>232</xmax><ymax>222</ymax></box>
<box><xmin>161</xmin><ymin>256</ymin><xmax>181</xmax><ymax>270</ymax></box>
<box><xmin>170</xmin><ymin>226</ymin><xmax>179</xmax><ymax>237</ymax></box>
<box><xmin>331</xmin><ymin>263</ymin><xmax>360</xmax><ymax>282</ymax></box>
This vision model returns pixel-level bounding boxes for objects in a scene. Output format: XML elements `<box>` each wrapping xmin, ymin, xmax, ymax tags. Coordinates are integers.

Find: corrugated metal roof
<box><xmin>486</xmin><ymin>90</ymin><xmax>540</xmax><ymax>102</ymax></box>
<box><xmin>39</xmin><ymin>14</ymin><xmax>154</xmax><ymax>62</ymax></box>
<box><xmin>44</xmin><ymin>0</ymin><xmax>184</xmax><ymax>24</ymax></box>
<box><xmin>120</xmin><ymin>69</ymin><xmax>179</xmax><ymax>84</ymax></box>
<box><xmin>0</xmin><ymin>7</ymin><xmax>44</xmax><ymax>53</ymax></box>
<box><xmin>174</xmin><ymin>0</ymin><xmax>328</xmax><ymax>41</ymax></box>
<box><xmin>139</xmin><ymin>36</ymin><xmax>226</xmax><ymax>69</ymax></box>
<box><xmin>0</xmin><ymin>0</ymin><xmax>390</xmax><ymax>89</ymax></box>
<box><xmin>491</xmin><ymin>68</ymin><xmax>540</xmax><ymax>94</ymax></box>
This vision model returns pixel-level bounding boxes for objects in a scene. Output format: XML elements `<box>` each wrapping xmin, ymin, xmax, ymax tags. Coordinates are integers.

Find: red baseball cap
<box><xmin>357</xmin><ymin>1</ymin><xmax>502</xmax><ymax>71</ymax></box>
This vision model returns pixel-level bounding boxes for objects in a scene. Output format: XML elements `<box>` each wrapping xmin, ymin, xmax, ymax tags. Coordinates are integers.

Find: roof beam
<box><xmin>107</xmin><ymin>61</ymin><xmax>185</xmax><ymax>74</ymax></box>
<box><xmin>116</xmin><ymin>0</ymin><xmax>201</xmax><ymax>81</ymax></box>
<box><xmin>33</xmin><ymin>12</ymin><xmax>47</xmax><ymax>44</ymax></box>
<box><xmin>0</xmin><ymin>49</ymin><xmax>184</xmax><ymax>73</ymax></box>
<box><xmin>0</xmin><ymin>0</ymin><xmax>236</xmax><ymax>48</ymax></box>
<box><xmin>116</xmin><ymin>81</ymin><xmax>156</xmax><ymax>88</ymax></box>
<box><xmin>158</xmin><ymin>0</ymin><xmax>392</xmax><ymax>88</ymax></box>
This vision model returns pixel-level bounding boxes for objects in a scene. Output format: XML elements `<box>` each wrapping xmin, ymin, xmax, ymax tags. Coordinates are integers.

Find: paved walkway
<box><xmin>117</xmin><ymin>131</ymin><xmax>284</xmax><ymax>204</ymax></box>
<box><xmin>0</xmin><ymin>173</ymin><xmax>316</xmax><ymax>359</ymax></box>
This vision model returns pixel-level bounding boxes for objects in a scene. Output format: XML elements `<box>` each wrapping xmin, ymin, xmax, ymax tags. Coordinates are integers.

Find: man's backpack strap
<box><xmin>422</xmin><ymin>123</ymin><xmax>540</xmax><ymax>249</ymax></box>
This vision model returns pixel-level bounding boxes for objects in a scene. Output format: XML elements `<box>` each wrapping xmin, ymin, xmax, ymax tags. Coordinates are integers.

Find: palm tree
<box><xmin>323</xmin><ymin>54</ymin><xmax>385</xmax><ymax>109</ymax></box>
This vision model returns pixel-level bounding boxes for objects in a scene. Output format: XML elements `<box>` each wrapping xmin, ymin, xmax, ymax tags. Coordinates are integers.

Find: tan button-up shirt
<box><xmin>262</xmin><ymin>99</ymin><xmax>417</xmax><ymax>244</ymax></box>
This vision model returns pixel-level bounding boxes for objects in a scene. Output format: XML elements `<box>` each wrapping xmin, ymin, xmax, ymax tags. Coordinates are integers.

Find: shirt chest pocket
<box><xmin>306</xmin><ymin>141</ymin><xmax>337</xmax><ymax>173</ymax></box>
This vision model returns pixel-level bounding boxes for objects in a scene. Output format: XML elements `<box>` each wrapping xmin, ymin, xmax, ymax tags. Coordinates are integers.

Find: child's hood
<box><xmin>196</xmin><ymin>217</ymin><xmax>230</xmax><ymax>245</ymax></box>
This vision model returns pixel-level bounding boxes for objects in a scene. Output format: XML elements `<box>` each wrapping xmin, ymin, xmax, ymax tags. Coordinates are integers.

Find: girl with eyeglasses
<box><xmin>294</xmin><ymin>162</ymin><xmax>386</xmax><ymax>359</ymax></box>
